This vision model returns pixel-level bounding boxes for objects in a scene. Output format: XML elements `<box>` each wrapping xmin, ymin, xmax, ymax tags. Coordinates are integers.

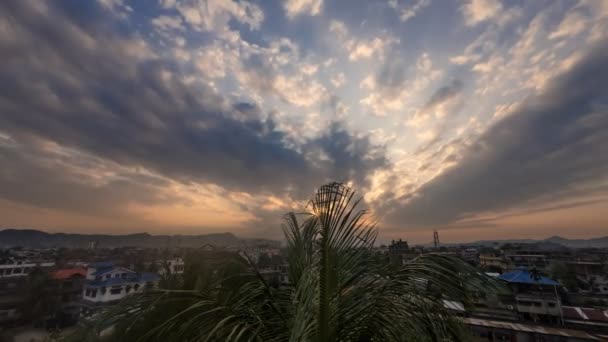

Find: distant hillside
<box><xmin>460</xmin><ymin>235</ymin><xmax>608</xmax><ymax>249</ymax></box>
<box><xmin>0</xmin><ymin>229</ymin><xmax>276</xmax><ymax>249</ymax></box>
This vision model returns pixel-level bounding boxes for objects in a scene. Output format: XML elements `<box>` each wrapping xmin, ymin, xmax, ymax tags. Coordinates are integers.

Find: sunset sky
<box><xmin>1</xmin><ymin>0</ymin><xmax>607</xmax><ymax>244</ymax></box>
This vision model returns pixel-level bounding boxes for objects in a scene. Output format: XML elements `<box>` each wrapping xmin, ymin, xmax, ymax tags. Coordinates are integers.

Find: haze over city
<box><xmin>1</xmin><ymin>0</ymin><xmax>607</xmax><ymax>244</ymax></box>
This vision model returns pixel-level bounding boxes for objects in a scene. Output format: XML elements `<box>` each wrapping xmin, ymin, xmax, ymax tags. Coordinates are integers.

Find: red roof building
<box><xmin>50</xmin><ymin>267</ymin><xmax>87</xmax><ymax>280</ymax></box>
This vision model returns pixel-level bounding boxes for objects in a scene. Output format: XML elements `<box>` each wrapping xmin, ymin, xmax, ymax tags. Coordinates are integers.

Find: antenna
<box><xmin>433</xmin><ymin>230</ymin><xmax>440</xmax><ymax>249</ymax></box>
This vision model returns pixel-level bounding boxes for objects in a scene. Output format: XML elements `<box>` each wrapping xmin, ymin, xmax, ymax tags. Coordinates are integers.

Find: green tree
<box><xmin>548</xmin><ymin>261</ymin><xmax>578</xmax><ymax>291</ymax></box>
<box><xmin>19</xmin><ymin>268</ymin><xmax>61</xmax><ymax>327</ymax></box>
<box><xmin>76</xmin><ymin>183</ymin><xmax>498</xmax><ymax>341</ymax></box>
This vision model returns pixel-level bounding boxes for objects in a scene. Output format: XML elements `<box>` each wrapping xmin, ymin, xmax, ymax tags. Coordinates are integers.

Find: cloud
<box><xmin>410</xmin><ymin>79</ymin><xmax>464</xmax><ymax>124</ymax></box>
<box><xmin>284</xmin><ymin>0</ymin><xmax>323</xmax><ymax>18</ymax></box>
<box><xmin>0</xmin><ymin>136</ymin><xmax>175</xmax><ymax>217</ymax></box>
<box><xmin>549</xmin><ymin>10</ymin><xmax>588</xmax><ymax>40</ymax></box>
<box><xmin>461</xmin><ymin>0</ymin><xmax>503</xmax><ymax>26</ymax></box>
<box><xmin>237</xmin><ymin>48</ymin><xmax>328</xmax><ymax>107</ymax></box>
<box><xmin>360</xmin><ymin>52</ymin><xmax>442</xmax><ymax>116</ymax></box>
<box><xmin>386</xmin><ymin>40</ymin><xmax>608</xmax><ymax>227</ymax></box>
<box><xmin>347</xmin><ymin>36</ymin><xmax>399</xmax><ymax>61</ymax></box>
<box><xmin>329</xmin><ymin>20</ymin><xmax>348</xmax><ymax>37</ymax></box>
<box><xmin>420</xmin><ymin>80</ymin><xmax>464</xmax><ymax>113</ymax></box>
<box><xmin>330</xmin><ymin>72</ymin><xmax>346</xmax><ymax>88</ymax></box>
<box><xmin>391</xmin><ymin>0</ymin><xmax>432</xmax><ymax>22</ymax></box>
<box><xmin>0</xmin><ymin>1</ymin><xmax>387</xmax><ymax>218</ymax></box>
<box><xmin>151</xmin><ymin>15</ymin><xmax>185</xmax><ymax>31</ymax></box>
<box><xmin>171</xmin><ymin>0</ymin><xmax>264</xmax><ymax>33</ymax></box>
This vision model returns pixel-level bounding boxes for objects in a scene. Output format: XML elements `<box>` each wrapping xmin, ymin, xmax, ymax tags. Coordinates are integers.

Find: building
<box><xmin>567</xmin><ymin>261</ymin><xmax>608</xmax><ymax>295</ymax></box>
<box><xmin>561</xmin><ymin>305</ymin><xmax>608</xmax><ymax>334</ymax></box>
<box><xmin>48</xmin><ymin>267</ymin><xmax>87</xmax><ymax>327</ymax></box>
<box><xmin>0</xmin><ymin>258</ymin><xmax>55</xmax><ymax>323</ymax></box>
<box><xmin>81</xmin><ymin>262</ymin><xmax>159</xmax><ymax>313</ymax></box>
<box><xmin>461</xmin><ymin>248</ymin><xmax>479</xmax><ymax>264</ymax></box>
<box><xmin>388</xmin><ymin>239</ymin><xmax>409</xmax><ymax>255</ymax></box>
<box><xmin>505</xmin><ymin>254</ymin><xmax>548</xmax><ymax>272</ymax></box>
<box><xmin>0</xmin><ymin>258</ymin><xmax>55</xmax><ymax>278</ymax></box>
<box><xmin>498</xmin><ymin>270</ymin><xmax>562</xmax><ymax>324</ymax></box>
<box><xmin>259</xmin><ymin>264</ymin><xmax>289</xmax><ymax>288</ymax></box>
<box><xmin>388</xmin><ymin>239</ymin><xmax>419</xmax><ymax>265</ymax></box>
<box><xmin>464</xmin><ymin>317</ymin><xmax>600</xmax><ymax>341</ymax></box>
<box><xmin>479</xmin><ymin>253</ymin><xmax>508</xmax><ymax>272</ymax></box>
<box><xmin>157</xmin><ymin>258</ymin><xmax>185</xmax><ymax>275</ymax></box>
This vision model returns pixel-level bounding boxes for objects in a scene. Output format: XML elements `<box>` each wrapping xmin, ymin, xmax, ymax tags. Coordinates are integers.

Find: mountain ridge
<box><xmin>0</xmin><ymin>228</ymin><xmax>275</xmax><ymax>248</ymax></box>
<box><xmin>456</xmin><ymin>235</ymin><xmax>608</xmax><ymax>249</ymax></box>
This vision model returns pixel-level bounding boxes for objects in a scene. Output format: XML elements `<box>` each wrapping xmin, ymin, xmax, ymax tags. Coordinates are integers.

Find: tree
<box><xmin>19</xmin><ymin>268</ymin><xmax>61</xmax><ymax>327</ymax></box>
<box><xmin>75</xmin><ymin>182</ymin><xmax>498</xmax><ymax>341</ymax></box>
<box><xmin>548</xmin><ymin>261</ymin><xmax>578</xmax><ymax>291</ymax></box>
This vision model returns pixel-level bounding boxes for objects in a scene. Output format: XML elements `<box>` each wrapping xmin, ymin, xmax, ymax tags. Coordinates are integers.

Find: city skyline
<box><xmin>1</xmin><ymin>0</ymin><xmax>607</xmax><ymax>243</ymax></box>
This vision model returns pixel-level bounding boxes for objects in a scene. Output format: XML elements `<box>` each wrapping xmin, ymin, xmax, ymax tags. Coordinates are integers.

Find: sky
<box><xmin>0</xmin><ymin>0</ymin><xmax>607</xmax><ymax>244</ymax></box>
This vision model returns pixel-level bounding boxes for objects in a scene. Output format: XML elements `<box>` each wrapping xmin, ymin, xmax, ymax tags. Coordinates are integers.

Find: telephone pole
<box><xmin>433</xmin><ymin>230</ymin><xmax>440</xmax><ymax>249</ymax></box>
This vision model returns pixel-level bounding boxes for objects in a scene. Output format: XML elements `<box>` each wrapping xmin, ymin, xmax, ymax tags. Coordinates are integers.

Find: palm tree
<box><xmin>77</xmin><ymin>182</ymin><xmax>497</xmax><ymax>341</ymax></box>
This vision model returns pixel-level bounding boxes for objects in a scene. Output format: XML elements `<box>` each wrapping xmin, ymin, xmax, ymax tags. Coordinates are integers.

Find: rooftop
<box><xmin>498</xmin><ymin>270</ymin><xmax>559</xmax><ymax>286</ymax></box>
<box><xmin>50</xmin><ymin>267</ymin><xmax>86</xmax><ymax>280</ymax></box>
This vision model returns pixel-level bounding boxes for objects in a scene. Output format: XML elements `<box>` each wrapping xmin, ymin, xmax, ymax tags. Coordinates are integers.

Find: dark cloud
<box><xmin>374</xmin><ymin>59</ymin><xmax>409</xmax><ymax>100</ymax></box>
<box><xmin>413</xmin><ymin>79</ymin><xmax>464</xmax><ymax>121</ymax></box>
<box><xmin>0</xmin><ymin>138</ymin><xmax>175</xmax><ymax>217</ymax></box>
<box><xmin>386</xmin><ymin>41</ymin><xmax>608</xmax><ymax>227</ymax></box>
<box><xmin>0</xmin><ymin>1</ymin><xmax>387</xmax><ymax>215</ymax></box>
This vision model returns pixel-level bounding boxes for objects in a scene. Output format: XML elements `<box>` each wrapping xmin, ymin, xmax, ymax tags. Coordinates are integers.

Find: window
<box><xmin>110</xmin><ymin>287</ymin><xmax>122</xmax><ymax>295</ymax></box>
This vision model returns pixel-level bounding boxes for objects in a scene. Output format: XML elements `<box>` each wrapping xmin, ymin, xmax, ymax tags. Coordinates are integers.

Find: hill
<box><xmin>460</xmin><ymin>235</ymin><xmax>608</xmax><ymax>249</ymax></box>
<box><xmin>0</xmin><ymin>229</ymin><xmax>274</xmax><ymax>249</ymax></box>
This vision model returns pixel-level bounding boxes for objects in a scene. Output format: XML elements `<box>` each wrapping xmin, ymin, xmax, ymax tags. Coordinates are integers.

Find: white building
<box><xmin>0</xmin><ymin>259</ymin><xmax>55</xmax><ymax>278</ymax></box>
<box><xmin>157</xmin><ymin>258</ymin><xmax>185</xmax><ymax>275</ymax></box>
<box><xmin>82</xmin><ymin>262</ymin><xmax>159</xmax><ymax>306</ymax></box>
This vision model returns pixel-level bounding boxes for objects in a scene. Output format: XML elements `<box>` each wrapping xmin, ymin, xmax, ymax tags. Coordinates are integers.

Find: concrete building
<box><xmin>157</xmin><ymin>257</ymin><xmax>185</xmax><ymax>275</ymax></box>
<box><xmin>0</xmin><ymin>259</ymin><xmax>55</xmax><ymax>278</ymax></box>
<box><xmin>0</xmin><ymin>258</ymin><xmax>55</xmax><ymax>323</ymax></box>
<box><xmin>505</xmin><ymin>254</ymin><xmax>548</xmax><ymax>272</ymax></box>
<box><xmin>479</xmin><ymin>253</ymin><xmax>508</xmax><ymax>272</ymax></box>
<box><xmin>498</xmin><ymin>270</ymin><xmax>562</xmax><ymax>324</ymax></box>
<box><xmin>48</xmin><ymin>267</ymin><xmax>87</xmax><ymax>326</ymax></box>
<box><xmin>567</xmin><ymin>261</ymin><xmax>608</xmax><ymax>295</ymax></box>
<box><xmin>465</xmin><ymin>317</ymin><xmax>600</xmax><ymax>341</ymax></box>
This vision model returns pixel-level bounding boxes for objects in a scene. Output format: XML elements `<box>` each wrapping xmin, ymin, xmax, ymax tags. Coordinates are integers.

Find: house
<box><xmin>81</xmin><ymin>262</ymin><xmax>159</xmax><ymax>313</ymax></box>
<box><xmin>498</xmin><ymin>269</ymin><xmax>562</xmax><ymax>324</ymax></box>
